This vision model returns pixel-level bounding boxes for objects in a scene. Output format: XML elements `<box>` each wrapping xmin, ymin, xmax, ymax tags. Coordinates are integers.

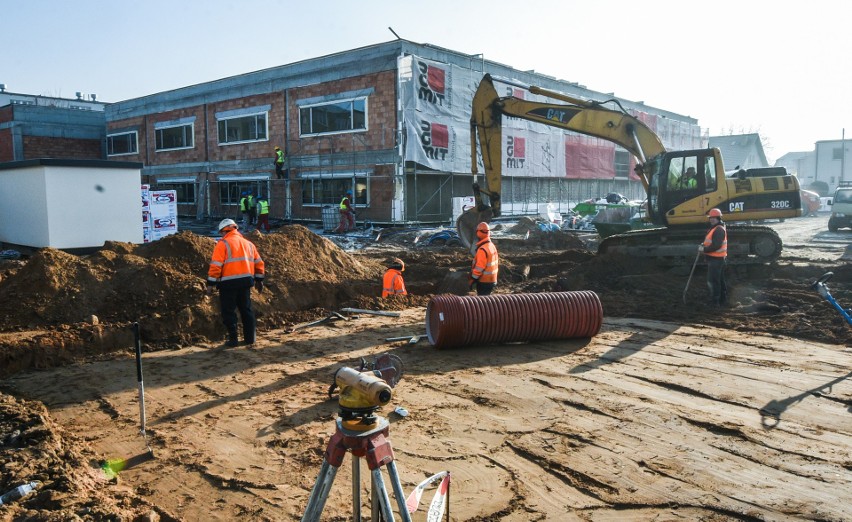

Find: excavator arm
<box><xmin>459</xmin><ymin>74</ymin><xmax>667</xmax><ymax>247</ymax></box>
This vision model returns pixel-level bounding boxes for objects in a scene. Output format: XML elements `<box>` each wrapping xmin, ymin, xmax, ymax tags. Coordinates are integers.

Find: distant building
<box><xmin>0</xmin><ymin>87</ymin><xmax>106</xmax><ymax>162</ymax></box>
<box><xmin>708</xmin><ymin>133</ymin><xmax>768</xmax><ymax>171</ymax></box>
<box><xmin>775</xmin><ymin>151</ymin><xmax>816</xmax><ymax>186</ymax></box>
<box><xmin>104</xmin><ymin>40</ymin><xmax>702</xmax><ymax>225</ymax></box>
<box><xmin>814</xmin><ymin>139</ymin><xmax>851</xmax><ymax>193</ymax></box>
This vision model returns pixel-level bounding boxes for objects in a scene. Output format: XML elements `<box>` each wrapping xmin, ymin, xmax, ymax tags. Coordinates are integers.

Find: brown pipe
<box><xmin>426</xmin><ymin>291</ymin><xmax>602</xmax><ymax>349</ymax></box>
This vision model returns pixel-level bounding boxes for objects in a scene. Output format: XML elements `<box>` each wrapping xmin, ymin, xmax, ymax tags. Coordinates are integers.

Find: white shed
<box><xmin>0</xmin><ymin>159</ymin><xmax>144</xmax><ymax>249</ymax></box>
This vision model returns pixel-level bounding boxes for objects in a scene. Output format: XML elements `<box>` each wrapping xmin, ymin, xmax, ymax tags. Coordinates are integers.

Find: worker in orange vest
<box><xmin>382</xmin><ymin>258</ymin><xmax>407</xmax><ymax>297</ymax></box>
<box><xmin>207</xmin><ymin>219</ymin><xmax>265</xmax><ymax>346</ymax></box>
<box><xmin>699</xmin><ymin>208</ymin><xmax>728</xmax><ymax>307</ymax></box>
<box><xmin>469</xmin><ymin>222</ymin><xmax>499</xmax><ymax>296</ymax></box>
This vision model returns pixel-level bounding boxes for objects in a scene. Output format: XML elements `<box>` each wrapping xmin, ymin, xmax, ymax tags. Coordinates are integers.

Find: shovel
<box><xmin>683</xmin><ymin>249</ymin><xmax>702</xmax><ymax>304</ymax></box>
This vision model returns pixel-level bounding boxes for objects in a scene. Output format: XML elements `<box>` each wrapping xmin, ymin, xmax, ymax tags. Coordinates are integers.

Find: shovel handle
<box><xmin>682</xmin><ymin>250</ymin><xmax>702</xmax><ymax>304</ymax></box>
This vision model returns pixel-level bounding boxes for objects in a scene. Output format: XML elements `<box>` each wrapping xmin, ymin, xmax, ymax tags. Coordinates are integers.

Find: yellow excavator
<box><xmin>458</xmin><ymin>74</ymin><xmax>803</xmax><ymax>263</ymax></box>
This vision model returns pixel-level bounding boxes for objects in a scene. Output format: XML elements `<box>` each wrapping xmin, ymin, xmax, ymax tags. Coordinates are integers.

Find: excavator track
<box><xmin>597</xmin><ymin>225</ymin><xmax>783</xmax><ymax>265</ymax></box>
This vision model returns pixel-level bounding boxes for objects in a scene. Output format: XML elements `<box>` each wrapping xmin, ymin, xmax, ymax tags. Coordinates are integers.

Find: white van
<box><xmin>828</xmin><ymin>182</ymin><xmax>852</xmax><ymax>231</ymax></box>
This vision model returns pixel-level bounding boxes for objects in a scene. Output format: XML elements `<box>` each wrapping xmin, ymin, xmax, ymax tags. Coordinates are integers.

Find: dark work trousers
<box><xmin>475</xmin><ymin>282</ymin><xmax>496</xmax><ymax>296</ymax></box>
<box><xmin>219</xmin><ymin>285</ymin><xmax>256</xmax><ymax>343</ymax></box>
<box><xmin>706</xmin><ymin>256</ymin><xmax>728</xmax><ymax>306</ymax></box>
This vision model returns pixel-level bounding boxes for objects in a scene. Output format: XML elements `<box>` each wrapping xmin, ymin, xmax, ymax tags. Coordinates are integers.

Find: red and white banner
<box><xmin>406</xmin><ymin>470</ymin><xmax>450</xmax><ymax>521</ymax></box>
<box><xmin>399</xmin><ymin>54</ymin><xmax>703</xmax><ymax>179</ymax></box>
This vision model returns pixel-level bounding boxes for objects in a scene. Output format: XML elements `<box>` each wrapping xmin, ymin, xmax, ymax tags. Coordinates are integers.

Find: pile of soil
<box><xmin>0</xmin><ymin>226</ymin><xmax>386</xmax><ymax>377</ymax></box>
<box><xmin>0</xmin><ymin>393</ymin><xmax>177</xmax><ymax>521</ymax></box>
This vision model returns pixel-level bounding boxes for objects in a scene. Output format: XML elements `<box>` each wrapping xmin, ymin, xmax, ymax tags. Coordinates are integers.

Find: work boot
<box><xmin>226</xmin><ymin>326</ymin><xmax>239</xmax><ymax>347</ymax></box>
<box><xmin>242</xmin><ymin>320</ymin><xmax>256</xmax><ymax>346</ymax></box>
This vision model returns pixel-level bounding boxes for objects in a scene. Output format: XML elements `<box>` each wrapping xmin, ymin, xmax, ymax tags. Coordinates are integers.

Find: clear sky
<box><xmin>3</xmin><ymin>0</ymin><xmax>850</xmax><ymax>164</ymax></box>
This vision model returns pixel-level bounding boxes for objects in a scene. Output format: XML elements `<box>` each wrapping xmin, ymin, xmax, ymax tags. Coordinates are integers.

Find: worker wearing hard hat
<box><xmin>469</xmin><ymin>222</ymin><xmax>499</xmax><ymax>296</ymax></box>
<box><xmin>207</xmin><ymin>219</ymin><xmax>265</xmax><ymax>347</ymax></box>
<box><xmin>382</xmin><ymin>258</ymin><xmax>407</xmax><ymax>298</ymax></box>
<box><xmin>274</xmin><ymin>146</ymin><xmax>287</xmax><ymax>179</ymax></box>
<box><xmin>698</xmin><ymin>208</ymin><xmax>728</xmax><ymax>307</ymax></box>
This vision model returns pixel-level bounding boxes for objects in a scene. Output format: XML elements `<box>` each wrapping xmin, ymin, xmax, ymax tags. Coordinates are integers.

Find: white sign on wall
<box><xmin>141</xmin><ymin>185</ymin><xmax>178</xmax><ymax>242</ymax></box>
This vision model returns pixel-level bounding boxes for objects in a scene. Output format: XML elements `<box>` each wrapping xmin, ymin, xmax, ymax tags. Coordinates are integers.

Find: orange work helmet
<box><xmin>387</xmin><ymin>257</ymin><xmax>405</xmax><ymax>271</ymax></box>
<box><xmin>476</xmin><ymin>222</ymin><xmax>490</xmax><ymax>238</ymax></box>
<box><xmin>707</xmin><ymin>208</ymin><xmax>723</xmax><ymax>219</ymax></box>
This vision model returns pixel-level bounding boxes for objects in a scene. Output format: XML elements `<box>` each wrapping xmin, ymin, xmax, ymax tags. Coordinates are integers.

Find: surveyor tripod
<box><xmin>301</xmin><ymin>414</ymin><xmax>411</xmax><ymax>522</ymax></box>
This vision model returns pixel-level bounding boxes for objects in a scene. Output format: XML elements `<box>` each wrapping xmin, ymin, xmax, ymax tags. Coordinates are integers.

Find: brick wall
<box><xmin>0</xmin><ymin>107</ymin><xmax>14</xmax><ymax>161</ymax></box>
<box><xmin>22</xmin><ymin>135</ymin><xmax>102</xmax><ymax>160</ymax></box>
<box><xmin>0</xmin><ymin>129</ymin><xmax>13</xmax><ymax>162</ymax></box>
<box><xmin>288</xmin><ymin>70</ymin><xmax>397</xmax><ymax>155</ymax></box>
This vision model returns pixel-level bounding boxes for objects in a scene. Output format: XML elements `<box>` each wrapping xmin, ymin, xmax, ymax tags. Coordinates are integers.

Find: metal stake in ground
<box><xmin>133</xmin><ymin>322</ymin><xmax>153</xmax><ymax>455</ymax></box>
<box><xmin>683</xmin><ymin>250</ymin><xmax>702</xmax><ymax>304</ymax></box>
<box><xmin>101</xmin><ymin>322</ymin><xmax>155</xmax><ymax>478</ymax></box>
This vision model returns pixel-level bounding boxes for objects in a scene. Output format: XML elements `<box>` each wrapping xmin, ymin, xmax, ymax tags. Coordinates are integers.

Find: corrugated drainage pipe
<box><xmin>426</xmin><ymin>291</ymin><xmax>602</xmax><ymax>349</ymax></box>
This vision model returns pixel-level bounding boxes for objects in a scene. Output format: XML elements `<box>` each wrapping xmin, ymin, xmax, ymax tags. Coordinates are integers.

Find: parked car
<box><xmin>800</xmin><ymin>189</ymin><xmax>821</xmax><ymax>216</ymax></box>
<box><xmin>827</xmin><ymin>182</ymin><xmax>852</xmax><ymax>231</ymax></box>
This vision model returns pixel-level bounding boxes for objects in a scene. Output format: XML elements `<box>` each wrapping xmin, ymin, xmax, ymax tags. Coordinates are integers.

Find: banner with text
<box><xmin>400</xmin><ymin>54</ymin><xmax>702</xmax><ymax>179</ymax></box>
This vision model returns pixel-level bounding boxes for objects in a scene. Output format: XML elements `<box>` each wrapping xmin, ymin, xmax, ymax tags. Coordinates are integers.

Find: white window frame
<box><xmin>299</xmin><ymin>96</ymin><xmax>368</xmax><ymax>137</ymax></box>
<box><xmin>106</xmin><ymin>131</ymin><xmax>138</xmax><ymax>156</ymax></box>
<box><xmin>217</xmin><ymin>111</ymin><xmax>269</xmax><ymax>146</ymax></box>
<box><xmin>155</xmin><ymin>122</ymin><xmax>194</xmax><ymax>152</ymax></box>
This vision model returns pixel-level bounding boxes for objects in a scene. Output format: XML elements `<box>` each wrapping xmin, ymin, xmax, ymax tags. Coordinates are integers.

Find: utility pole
<box><xmin>841</xmin><ymin>128</ymin><xmax>846</xmax><ymax>185</ymax></box>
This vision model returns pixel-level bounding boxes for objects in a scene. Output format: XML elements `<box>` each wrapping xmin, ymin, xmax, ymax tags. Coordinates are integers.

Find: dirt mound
<box><xmin>0</xmin><ymin>392</ymin><xmax>177</xmax><ymax>521</ymax></box>
<box><xmin>0</xmin><ymin>226</ymin><xmax>386</xmax><ymax>377</ymax></box>
<box><xmin>559</xmin><ymin>255</ymin><xmax>852</xmax><ymax>345</ymax></box>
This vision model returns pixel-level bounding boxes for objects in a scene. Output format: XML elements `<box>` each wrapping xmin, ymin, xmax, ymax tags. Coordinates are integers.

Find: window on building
<box><xmin>107</xmin><ymin>131</ymin><xmax>138</xmax><ymax>156</ymax></box>
<box><xmin>300</xmin><ymin>97</ymin><xmax>367</xmax><ymax>136</ymax></box>
<box><xmin>218</xmin><ymin>113</ymin><xmax>267</xmax><ymax>145</ymax></box>
<box><xmin>301</xmin><ymin>176</ymin><xmax>368</xmax><ymax>206</ymax></box>
<box><xmin>833</xmin><ymin>147</ymin><xmax>846</xmax><ymax>160</ymax></box>
<box><xmin>614</xmin><ymin>150</ymin><xmax>630</xmax><ymax>178</ymax></box>
<box><xmin>154</xmin><ymin>182</ymin><xmax>196</xmax><ymax>203</ymax></box>
<box><xmin>10</xmin><ymin>99</ymin><xmax>35</xmax><ymax>106</ymax></box>
<box><xmin>218</xmin><ymin>181</ymin><xmax>268</xmax><ymax>205</ymax></box>
<box><xmin>156</xmin><ymin>123</ymin><xmax>194</xmax><ymax>151</ymax></box>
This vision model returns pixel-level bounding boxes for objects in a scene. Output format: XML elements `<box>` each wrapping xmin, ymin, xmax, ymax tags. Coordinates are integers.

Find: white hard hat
<box><xmin>218</xmin><ymin>218</ymin><xmax>238</xmax><ymax>232</ymax></box>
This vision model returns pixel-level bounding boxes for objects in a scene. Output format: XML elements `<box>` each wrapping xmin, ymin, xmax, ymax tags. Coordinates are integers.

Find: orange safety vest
<box><xmin>471</xmin><ymin>238</ymin><xmax>499</xmax><ymax>283</ymax></box>
<box><xmin>208</xmin><ymin>230</ymin><xmax>265</xmax><ymax>284</ymax></box>
<box><xmin>703</xmin><ymin>224</ymin><xmax>727</xmax><ymax>258</ymax></box>
<box><xmin>381</xmin><ymin>269</ymin><xmax>407</xmax><ymax>297</ymax></box>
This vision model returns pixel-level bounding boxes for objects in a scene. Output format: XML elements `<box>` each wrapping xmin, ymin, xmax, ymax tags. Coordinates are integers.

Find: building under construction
<box><xmin>103</xmin><ymin>39</ymin><xmax>702</xmax><ymax>227</ymax></box>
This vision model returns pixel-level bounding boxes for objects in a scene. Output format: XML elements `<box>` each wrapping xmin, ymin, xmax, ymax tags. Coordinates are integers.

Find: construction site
<box><xmin>0</xmin><ymin>210</ymin><xmax>849</xmax><ymax>521</ymax></box>
<box><xmin>1</xmin><ymin>30</ymin><xmax>851</xmax><ymax>521</ymax></box>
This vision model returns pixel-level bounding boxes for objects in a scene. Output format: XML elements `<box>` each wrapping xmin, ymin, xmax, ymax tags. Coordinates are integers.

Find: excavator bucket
<box><xmin>456</xmin><ymin>206</ymin><xmax>493</xmax><ymax>253</ymax></box>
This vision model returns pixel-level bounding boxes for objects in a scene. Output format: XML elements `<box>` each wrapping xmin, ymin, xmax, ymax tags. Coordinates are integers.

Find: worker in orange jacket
<box><xmin>382</xmin><ymin>258</ymin><xmax>407</xmax><ymax>297</ymax></box>
<box><xmin>469</xmin><ymin>222</ymin><xmax>499</xmax><ymax>296</ymax></box>
<box><xmin>699</xmin><ymin>208</ymin><xmax>728</xmax><ymax>307</ymax></box>
<box><xmin>207</xmin><ymin>219</ymin><xmax>265</xmax><ymax>346</ymax></box>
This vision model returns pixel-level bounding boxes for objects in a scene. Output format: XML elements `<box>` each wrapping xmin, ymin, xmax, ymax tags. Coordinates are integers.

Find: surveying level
<box><xmin>303</xmin><ymin>354</ymin><xmax>410</xmax><ymax>521</ymax></box>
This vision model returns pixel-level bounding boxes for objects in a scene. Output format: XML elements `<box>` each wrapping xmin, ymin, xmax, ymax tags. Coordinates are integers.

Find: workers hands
<box><xmin>469</xmin><ymin>278</ymin><xmax>476</xmax><ymax>291</ymax></box>
<box><xmin>205</xmin><ymin>283</ymin><xmax>216</xmax><ymax>296</ymax></box>
<box><xmin>698</xmin><ymin>245</ymin><xmax>705</xmax><ymax>253</ymax></box>
<box><xmin>254</xmin><ymin>279</ymin><xmax>264</xmax><ymax>293</ymax></box>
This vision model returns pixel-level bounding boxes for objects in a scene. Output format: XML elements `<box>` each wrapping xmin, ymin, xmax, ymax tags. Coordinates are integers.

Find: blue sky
<box><xmin>3</xmin><ymin>0</ymin><xmax>850</xmax><ymax>163</ymax></box>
